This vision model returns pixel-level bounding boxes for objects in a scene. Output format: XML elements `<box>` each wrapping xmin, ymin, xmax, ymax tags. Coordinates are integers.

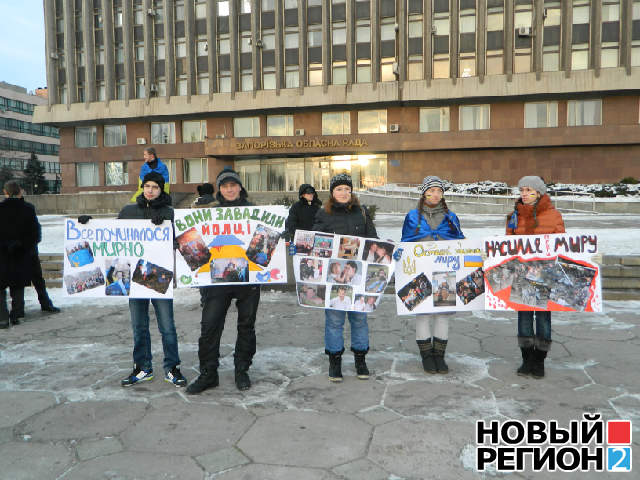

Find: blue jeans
<box><xmin>518</xmin><ymin>311</ymin><xmax>552</xmax><ymax>344</ymax></box>
<box><xmin>129</xmin><ymin>298</ymin><xmax>180</xmax><ymax>373</ymax></box>
<box><xmin>325</xmin><ymin>309</ymin><xmax>369</xmax><ymax>354</ymax></box>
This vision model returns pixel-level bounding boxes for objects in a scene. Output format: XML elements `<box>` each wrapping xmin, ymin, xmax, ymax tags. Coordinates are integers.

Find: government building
<box><xmin>34</xmin><ymin>0</ymin><xmax>640</xmax><ymax>194</ymax></box>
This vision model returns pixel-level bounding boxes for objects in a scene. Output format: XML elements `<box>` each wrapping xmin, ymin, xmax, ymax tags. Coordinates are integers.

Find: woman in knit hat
<box><xmin>507</xmin><ymin>176</ymin><xmax>564</xmax><ymax>379</ymax></box>
<box><xmin>399</xmin><ymin>176</ymin><xmax>464</xmax><ymax>374</ymax></box>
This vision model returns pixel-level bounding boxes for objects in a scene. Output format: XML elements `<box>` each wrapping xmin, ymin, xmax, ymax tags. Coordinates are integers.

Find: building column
<box><xmin>229</xmin><ymin>0</ymin><xmax>239</xmax><ymax>93</ymax></box>
<box><xmin>322</xmin><ymin>0</ymin><xmax>330</xmax><ymax>85</ymax></box>
<box><xmin>206</xmin><ymin>0</ymin><xmax>218</xmax><ymax>96</ymax></box>
<box><xmin>44</xmin><ymin>0</ymin><xmax>59</xmax><ymax>105</ymax></box>
<box><xmin>299</xmin><ymin>0</ymin><xmax>307</xmax><ymax>88</ymax></box>
<box><xmin>164</xmin><ymin>0</ymin><xmax>176</xmax><ymax>98</ymax></box>
<box><xmin>533</xmin><ymin>0</ymin><xmax>544</xmax><ymax>79</ymax></box>
<box><xmin>477</xmin><ymin>0</ymin><xmax>487</xmax><ymax>81</ymax></box>
<box><xmin>450</xmin><ymin>0</ymin><xmax>459</xmax><ymax>80</ymax></box>
<box><xmin>103</xmin><ymin>0</ymin><xmax>116</xmax><ymax>101</ymax></box>
<box><xmin>371</xmin><ymin>0</ymin><xmax>380</xmax><ymax>84</ymax></box>
<box><xmin>621</xmin><ymin>0</ymin><xmax>633</xmax><ymax>74</ymax></box>
<box><xmin>184</xmin><ymin>0</ymin><xmax>196</xmax><ymax>97</ymax></box>
<box><xmin>275</xmin><ymin>0</ymin><xmax>284</xmax><ymax>90</ymax></box>
<box><xmin>561</xmin><ymin>1</ymin><xmax>572</xmax><ymax>76</ymax></box>
<box><xmin>346</xmin><ymin>0</ymin><xmax>354</xmax><ymax>84</ymax></box>
<box><xmin>251</xmin><ymin>0</ymin><xmax>260</xmax><ymax>91</ymax></box>
<box><xmin>591</xmin><ymin>0</ymin><xmax>602</xmax><ymax>74</ymax></box>
<box><xmin>423</xmin><ymin>0</ymin><xmax>433</xmax><ymax>84</ymax></box>
<box><xmin>143</xmin><ymin>0</ymin><xmax>156</xmax><ymax>101</ymax></box>
<box><xmin>503</xmin><ymin>0</ymin><xmax>513</xmax><ymax>80</ymax></box>
<box><xmin>123</xmin><ymin>0</ymin><xmax>135</xmax><ymax>100</ymax></box>
<box><xmin>82</xmin><ymin>0</ymin><xmax>96</xmax><ymax>103</ymax></box>
<box><xmin>63</xmin><ymin>0</ymin><xmax>77</xmax><ymax>104</ymax></box>
<box><xmin>397</xmin><ymin>0</ymin><xmax>407</xmax><ymax>82</ymax></box>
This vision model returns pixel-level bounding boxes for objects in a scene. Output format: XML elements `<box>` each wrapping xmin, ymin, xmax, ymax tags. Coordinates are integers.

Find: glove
<box><xmin>393</xmin><ymin>247</ymin><xmax>404</xmax><ymax>261</ymax></box>
<box><xmin>288</xmin><ymin>243</ymin><xmax>297</xmax><ymax>256</ymax></box>
<box><xmin>151</xmin><ymin>214</ymin><xmax>164</xmax><ymax>225</ymax></box>
<box><xmin>78</xmin><ymin>215</ymin><xmax>92</xmax><ymax>224</ymax></box>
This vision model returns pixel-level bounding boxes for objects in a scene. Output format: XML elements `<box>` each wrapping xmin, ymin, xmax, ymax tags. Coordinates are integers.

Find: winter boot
<box><xmin>432</xmin><ymin>337</ymin><xmax>449</xmax><ymax>374</ymax></box>
<box><xmin>417</xmin><ymin>339</ymin><xmax>437</xmax><ymax>374</ymax></box>
<box><xmin>531</xmin><ymin>348</ymin><xmax>547</xmax><ymax>379</ymax></box>
<box><xmin>327</xmin><ymin>351</ymin><xmax>343</xmax><ymax>382</ymax></box>
<box><xmin>234</xmin><ymin>366</ymin><xmax>251</xmax><ymax>391</ymax></box>
<box><xmin>517</xmin><ymin>346</ymin><xmax>535</xmax><ymax>377</ymax></box>
<box><xmin>185</xmin><ymin>368</ymin><xmax>219</xmax><ymax>395</ymax></box>
<box><xmin>352</xmin><ymin>349</ymin><xmax>370</xmax><ymax>380</ymax></box>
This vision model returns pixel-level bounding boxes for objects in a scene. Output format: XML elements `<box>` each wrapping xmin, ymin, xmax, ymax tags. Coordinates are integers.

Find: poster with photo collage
<box><xmin>63</xmin><ymin>218</ymin><xmax>174</xmax><ymax>298</ymax></box>
<box><xmin>293</xmin><ymin>230</ymin><xmax>397</xmax><ymax>312</ymax></box>
<box><xmin>394</xmin><ymin>239</ymin><xmax>486</xmax><ymax>315</ymax></box>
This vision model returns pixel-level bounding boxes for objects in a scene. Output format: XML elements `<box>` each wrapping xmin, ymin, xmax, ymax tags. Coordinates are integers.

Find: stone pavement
<box><xmin>0</xmin><ymin>289</ymin><xmax>639</xmax><ymax>479</ymax></box>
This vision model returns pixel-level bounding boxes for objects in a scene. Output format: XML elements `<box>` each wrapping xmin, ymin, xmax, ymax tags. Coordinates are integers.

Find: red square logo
<box><xmin>607</xmin><ymin>420</ymin><xmax>632</xmax><ymax>444</ymax></box>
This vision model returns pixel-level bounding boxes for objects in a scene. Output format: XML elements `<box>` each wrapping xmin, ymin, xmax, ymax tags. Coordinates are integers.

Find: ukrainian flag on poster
<box><xmin>464</xmin><ymin>255</ymin><xmax>483</xmax><ymax>268</ymax></box>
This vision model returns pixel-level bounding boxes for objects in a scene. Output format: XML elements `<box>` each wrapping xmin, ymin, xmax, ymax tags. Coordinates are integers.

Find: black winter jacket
<box><xmin>312</xmin><ymin>202</ymin><xmax>378</xmax><ymax>239</ymax></box>
<box><xmin>0</xmin><ymin>197</ymin><xmax>40</xmax><ymax>288</ymax></box>
<box><xmin>118</xmin><ymin>192</ymin><xmax>174</xmax><ymax>221</ymax></box>
<box><xmin>284</xmin><ymin>184</ymin><xmax>322</xmax><ymax>241</ymax></box>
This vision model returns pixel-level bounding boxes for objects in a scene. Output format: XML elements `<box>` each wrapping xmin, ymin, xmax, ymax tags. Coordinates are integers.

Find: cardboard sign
<box><xmin>395</xmin><ymin>239</ymin><xmax>486</xmax><ymax>315</ymax></box>
<box><xmin>293</xmin><ymin>230</ymin><xmax>397</xmax><ymax>312</ymax></box>
<box><xmin>483</xmin><ymin>233</ymin><xmax>602</xmax><ymax>312</ymax></box>
<box><xmin>174</xmin><ymin>206</ymin><xmax>288</xmax><ymax>286</ymax></box>
<box><xmin>63</xmin><ymin>218</ymin><xmax>174</xmax><ymax>298</ymax></box>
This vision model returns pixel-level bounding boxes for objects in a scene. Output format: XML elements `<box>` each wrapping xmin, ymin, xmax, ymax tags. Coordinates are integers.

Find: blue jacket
<box><xmin>401</xmin><ymin>209</ymin><xmax>464</xmax><ymax>242</ymax></box>
<box><xmin>139</xmin><ymin>159</ymin><xmax>170</xmax><ymax>184</ymax></box>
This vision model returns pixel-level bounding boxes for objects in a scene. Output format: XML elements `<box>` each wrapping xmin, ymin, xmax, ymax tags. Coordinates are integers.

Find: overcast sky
<box><xmin>0</xmin><ymin>0</ymin><xmax>47</xmax><ymax>92</ymax></box>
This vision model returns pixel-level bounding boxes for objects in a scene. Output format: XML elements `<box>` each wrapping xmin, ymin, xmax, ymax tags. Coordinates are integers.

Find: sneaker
<box><xmin>121</xmin><ymin>366</ymin><xmax>153</xmax><ymax>387</ymax></box>
<box><xmin>165</xmin><ymin>367</ymin><xmax>187</xmax><ymax>387</ymax></box>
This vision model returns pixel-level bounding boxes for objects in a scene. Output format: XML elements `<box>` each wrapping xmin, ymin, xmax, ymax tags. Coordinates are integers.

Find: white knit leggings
<box><xmin>415</xmin><ymin>313</ymin><xmax>452</xmax><ymax>340</ymax></box>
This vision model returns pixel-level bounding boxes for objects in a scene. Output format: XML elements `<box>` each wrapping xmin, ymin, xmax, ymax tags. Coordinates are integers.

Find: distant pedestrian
<box><xmin>130</xmin><ymin>147</ymin><xmax>171</xmax><ymax>202</ymax></box>
<box><xmin>191</xmin><ymin>182</ymin><xmax>215</xmax><ymax>207</ymax></box>
<box><xmin>284</xmin><ymin>184</ymin><xmax>322</xmax><ymax>242</ymax></box>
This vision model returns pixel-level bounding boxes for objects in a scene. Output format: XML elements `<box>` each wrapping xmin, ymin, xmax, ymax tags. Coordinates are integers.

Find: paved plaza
<box><xmin>0</xmin><ymin>287</ymin><xmax>638</xmax><ymax>479</ymax></box>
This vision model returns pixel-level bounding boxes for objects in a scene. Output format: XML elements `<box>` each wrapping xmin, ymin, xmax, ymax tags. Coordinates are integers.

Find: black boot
<box><xmin>185</xmin><ymin>368</ymin><xmax>219</xmax><ymax>395</ymax></box>
<box><xmin>517</xmin><ymin>346</ymin><xmax>535</xmax><ymax>377</ymax></box>
<box><xmin>352</xmin><ymin>349</ymin><xmax>369</xmax><ymax>379</ymax></box>
<box><xmin>531</xmin><ymin>348</ymin><xmax>547</xmax><ymax>379</ymax></box>
<box><xmin>417</xmin><ymin>339</ymin><xmax>436</xmax><ymax>374</ymax></box>
<box><xmin>327</xmin><ymin>350</ymin><xmax>343</xmax><ymax>382</ymax></box>
<box><xmin>432</xmin><ymin>338</ymin><xmax>449</xmax><ymax>374</ymax></box>
<box><xmin>234</xmin><ymin>366</ymin><xmax>251</xmax><ymax>391</ymax></box>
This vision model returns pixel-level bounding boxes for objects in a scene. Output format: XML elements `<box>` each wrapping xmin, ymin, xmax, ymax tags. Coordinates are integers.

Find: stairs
<box><xmin>39</xmin><ymin>254</ymin><xmax>63</xmax><ymax>289</ymax></box>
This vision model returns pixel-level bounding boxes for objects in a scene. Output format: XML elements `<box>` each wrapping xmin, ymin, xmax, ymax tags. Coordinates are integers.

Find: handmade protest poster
<box><xmin>483</xmin><ymin>233</ymin><xmax>602</xmax><ymax>312</ymax></box>
<box><xmin>293</xmin><ymin>230</ymin><xmax>397</xmax><ymax>311</ymax></box>
<box><xmin>394</xmin><ymin>239</ymin><xmax>486</xmax><ymax>315</ymax></box>
<box><xmin>63</xmin><ymin>218</ymin><xmax>174</xmax><ymax>298</ymax></box>
<box><xmin>174</xmin><ymin>206</ymin><xmax>288</xmax><ymax>286</ymax></box>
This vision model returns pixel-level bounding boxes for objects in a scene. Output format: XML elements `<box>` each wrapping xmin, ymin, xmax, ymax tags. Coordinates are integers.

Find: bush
<box><xmin>594</xmin><ymin>189</ymin><xmax>616</xmax><ymax>198</ymax></box>
<box><xmin>619</xmin><ymin>177</ymin><xmax>639</xmax><ymax>184</ymax></box>
<box><xmin>273</xmin><ymin>195</ymin><xmax>295</xmax><ymax>207</ymax></box>
<box><xmin>364</xmin><ymin>204</ymin><xmax>377</xmax><ymax>221</ymax></box>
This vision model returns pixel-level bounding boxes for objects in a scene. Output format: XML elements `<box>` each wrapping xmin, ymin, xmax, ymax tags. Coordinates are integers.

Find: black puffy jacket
<box><xmin>118</xmin><ymin>192</ymin><xmax>174</xmax><ymax>221</ymax></box>
<box><xmin>284</xmin><ymin>184</ymin><xmax>322</xmax><ymax>241</ymax></box>
<box><xmin>0</xmin><ymin>198</ymin><xmax>40</xmax><ymax>288</ymax></box>
<box><xmin>312</xmin><ymin>201</ymin><xmax>377</xmax><ymax>239</ymax></box>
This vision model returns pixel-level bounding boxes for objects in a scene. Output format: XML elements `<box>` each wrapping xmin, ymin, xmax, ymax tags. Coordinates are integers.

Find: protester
<box><xmin>507</xmin><ymin>176</ymin><xmax>565</xmax><ymax>379</ymax></box>
<box><xmin>293</xmin><ymin>173</ymin><xmax>378</xmax><ymax>382</ymax></box>
<box><xmin>284</xmin><ymin>184</ymin><xmax>322</xmax><ymax>242</ymax></box>
<box><xmin>187</xmin><ymin>167</ymin><xmax>261</xmax><ymax>394</ymax></box>
<box><xmin>0</xmin><ymin>181</ymin><xmax>40</xmax><ymax>328</ymax></box>
<box><xmin>80</xmin><ymin>172</ymin><xmax>187</xmax><ymax>387</ymax></box>
<box><xmin>130</xmin><ymin>147</ymin><xmax>171</xmax><ymax>202</ymax></box>
<box><xmin>191</xmin><ymin>182</ymin><xmax>215</xmax><ymax>207</ymax></box>
<box><xmin>397</xmin><ymin>176</ymin><xmax>464</xmax><ymax>374</ymax></box>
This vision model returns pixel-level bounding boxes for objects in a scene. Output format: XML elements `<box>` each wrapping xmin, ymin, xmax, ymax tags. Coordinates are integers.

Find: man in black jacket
<box><xmin>187</xmin><ymin>167</ymin><xmax>261</xmax><ymax>394</ymax></box>
<box><xmin>284</xmin><ymin>183</ymin><xmax>321</xmax><ymax>242</ymax></box>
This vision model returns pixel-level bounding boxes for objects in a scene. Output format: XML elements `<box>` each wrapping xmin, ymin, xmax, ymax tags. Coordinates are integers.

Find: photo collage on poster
<box><xmin>293</xmin><ymin>230</ymin><xmax>396</xmax><ymax>311</ymax></box>
<box><xmin>485</xmin><ymin>256</ymin><xmax>598</xmax><ymax>311</ymax></box>
<box><xmin>63</xmin><ymin>219</ymin><xmax>174</xmax><ymax>298</ymax></box>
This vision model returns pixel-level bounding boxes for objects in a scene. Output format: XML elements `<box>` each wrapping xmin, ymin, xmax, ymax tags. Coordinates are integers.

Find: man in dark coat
<box><xmin>0</xmin><ymin>181</ymin><xmax>40</xmax><ymax>328</ymax></box>
<box><xmin>284</xmin><ymin>184</ymin><xmax>322</xmax><ymax>242</ymax></box>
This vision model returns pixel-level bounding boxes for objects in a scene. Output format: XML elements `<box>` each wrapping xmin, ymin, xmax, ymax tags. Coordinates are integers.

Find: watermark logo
<box><xmin>476</xmin><ymin>414</ymin><xmax>632</xmax><ymax>473</ymax></box>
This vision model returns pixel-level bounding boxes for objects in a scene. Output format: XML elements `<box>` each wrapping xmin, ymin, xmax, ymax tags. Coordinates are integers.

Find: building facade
<box><xmin>34</xmin><ymin>0</ymin><xmax>640</xmax><ymax>194</ymax></box>
<box><xmin>1</xmin><ymin>83</ymin><xmax>61</xmax><ymax>193</ymax></box>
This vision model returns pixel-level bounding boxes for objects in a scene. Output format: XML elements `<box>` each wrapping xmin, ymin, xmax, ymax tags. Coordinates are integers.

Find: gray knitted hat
<box><xmin>517</xmin><ymin>176</ymin><xmax>547</xmax><ymax>195</ymax></box>
<box><xmin>419</xmin><ymin>176</ymin><xmax>446</xmax><ymax>194</ymax></box>
<box><xmin>330</xmin><ymin>173</ymin><xmax>353</xmax><ymax>193</ymax></box>
<box><xmin>216</xmin><ymin>167</ymin><xmax>243</xmax><ymax>189</ymax></box>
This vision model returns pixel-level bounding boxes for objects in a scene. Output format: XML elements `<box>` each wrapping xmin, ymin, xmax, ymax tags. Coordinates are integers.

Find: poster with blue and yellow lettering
<box><xmin>63</xmin><ymin>218</ymin><xmax>174</xmax><ymax>298</ymax></box>
<box><xmin>174</xmin><ymin>206</ymin><xmax>288</xmax><ymax>287</ymax></box>
<box><xmin>395</xmin><ymin>239</ymin><xmax>485</xmax><ymax>315</ymax></box>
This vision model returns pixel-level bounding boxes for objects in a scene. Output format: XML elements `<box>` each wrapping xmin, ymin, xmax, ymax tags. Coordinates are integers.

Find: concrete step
<box><xmin>41</xmin><ymin>261</ymin><xmax>63</xmax><ymax>271</ymax></box>
<box><xmin>601</xmin><ymin>265</ymin><xmax>640</xmax><ymax>278</ymax></box>
<box><xmin>603</xmin><ymin>289</ymin><xmax>640</xmax><ymax>301</ymax></box>
<box><xmin>39</xmin><ymin>254</ymin><xmax>64</xmax><ymax>261</ymax></box>
<box><xmin>602</xmin><ymin>277</ymin><xmax>640</xmax><ymax>289</ymax></box>
<box><xmin>45</xmin><ymin>279</ymin><xmax>63</xmax><ymax>288</ymax></box>
<box><xmin>42</xmin><ymin>270</ymin><xmax>62</xmax><ymax>279</ymax></box>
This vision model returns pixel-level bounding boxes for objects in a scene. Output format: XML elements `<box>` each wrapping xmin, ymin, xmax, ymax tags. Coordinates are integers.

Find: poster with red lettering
<box><xmin>483</xmin><ymin>234</ymin><xmax>602</xmax><ymax>312</ymax></box>
<box><xmin>174</xmin><ymin>206</ymin><xmax>288</xmax><ymax>287</ymax></box>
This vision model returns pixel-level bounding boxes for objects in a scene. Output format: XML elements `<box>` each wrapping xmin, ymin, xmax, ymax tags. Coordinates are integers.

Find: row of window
<box><xmin>0</xmin><ymin>136</ymin><xmax>60</xmax><ymax>156</ymax></box>
<box><xmin>73</xmin><ymin>99</ymin><xmax>607</xmax><ymax>148</ymax></box>
<box><xmin>0</xmin><ymin>96</ymin><xmax>37</xmax><ymax>115</ymax></box>
<box><xmin>0</xmin><ymin>156</ymin><xmax>61</xmax><ymax>174</ymax></box>
<box><xmin>0</xmin><ymin>117</ymin><xmax>60</xmax><ymax>139</ymax></box>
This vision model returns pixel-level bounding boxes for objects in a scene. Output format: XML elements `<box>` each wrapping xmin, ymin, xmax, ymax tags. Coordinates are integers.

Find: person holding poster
<box><xmin>399</xmin><ymin>176</ymin><xmax>464</xmax><ymax>374</ymax></box>
<box><xmin>506</xmin><ymin>176</ymin><xmax>565</xmax><ymax>379</ymax></box>
<box><xmin>187</xmin><ymin>167</ymin><xmax>261</xmax><ymax>394</ymax></box>
<box><xmin>284</xmin><ymin>184</ymin><xmax>322</xmax><ymax>242</ymax></box>
<box><xmin>311</xmin><ymin>173</ymin><xmax>378</xmax><ymax>382</ymax></box>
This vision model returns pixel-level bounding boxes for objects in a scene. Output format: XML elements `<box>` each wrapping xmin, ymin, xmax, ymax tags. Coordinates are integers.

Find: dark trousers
<box><xmin>30</xmin><ymin>250</ymin><xmax>52</xmax><ymax>307</ymax></box>
<box><xmin>198</xmin><ymin>285</ymin><xmax>261</xmax><ymax>371</ymax></box>
<box><xmin>0</xmin><ymin>287</ymin><xmax>25</xmax><ymax>321</ymax></box>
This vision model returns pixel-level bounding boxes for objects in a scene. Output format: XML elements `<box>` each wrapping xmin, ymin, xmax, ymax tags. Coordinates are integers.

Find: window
<box><xmin>183</xmin><ymin>120</ymin><xmax>206</xmax><ymax>143</ymax></box>
<box><xmin>267</xmin><ymin>115</ymin><xmax>294</xmax><ymax>136</ymax></box>
<box><xmin>419</xmin><ymin>107</ymin><xmax>450</xmax><ymax>132</ymax></box>
<box><xmin>165</xmin><ymin>159</ymin><xmax>178</xmax><ymax>183</ymax></box>
<box><xmin>309</xmin><ymin>63</ymin><xmax>323</xmax><ymax>85</ymax></box>
<box><xmin>358</xmin><ymin>110</ymin><xmax>387</xmax><ymax>133</ymax></box>
<box><xmin>104</xmin><ymin>125</ymin><xmax>127</xmax><ymax>146</ymax></box>
<box><xmin>105</xmin><ymin>162</ymin><xmax>129</xmax><ymax>186</ymax></box>
<box><xmin>332</xmin><ymin>62</ymin><xmax>347</xmax><ymax>84</ymax></box>
<box><xmin>567</xmin><ymin>99</ymin><xmax>602</xmax><ymax>126</ymax></box>
<box><xmin>76</xmin><ymin>162</ymin><xmax>99</xmax><ymax>186</ymax></box>
<box><xmin>262</xmin><ymin>0</ymin><xmax>275</xmax><ymax>10</ymax></box>
<box><xmin>184</xmin><ymin>158</ymin><xmax>208</xmax><ymax>183</ymax></box>
<box><xmin>197</xmin><ymin>74</ymin><xmax>209</xmax><ymax>95</ymax></box>
<box><xmin>322</xmin><ymin>112</ymin><xmax>351</xmax><ymax>135</ymax></box>
<box><xmin>356</xmin><ymin>59</ymin><xmax>371</xmax><ymax>83</ymax></box>
<box><xmin>218</xmin><ymin>1</ymin><xmax>229</xmax><ymax>16</ymax></box>
<box><xmin>75</xmin><ymin>127</ymin><xmax>97</xmax><ymax>148</ymax></box>
<box><xmin>285</xmin><ymin>66</ymin><xmax>299</xmax><ymax>88</ymax></box>
<box><xmin>234</xmin><ymin>117</ymin><xmax>260</xmax><ymax>137</ymax></box>
<box><xmin>240</xmin><ymin>0</ymin><xmax>251</xmax><ymax>13</ymax></box>
<box><xmin>151</xmin><ymin>122</ymin><xmax>176</xmax><ymax>144</ymax></box>
<box><xmin>176</xmin><ymin>39</ymin><xmax>187</xmax><ymax>57</ymax></box>
<box><xmin>459</xmin><ymin>105</ymin><xmax>490</xmax><ymax>130</ymax></box>
<box><xmin>195</xmin><ymin>0</ymin><xmax>207</xmax><ymax>18</ymax></box>
<box><xmin>524</xmin><ymin>102</ymin><xmax>558</xmax><ymax>128</ymax></box>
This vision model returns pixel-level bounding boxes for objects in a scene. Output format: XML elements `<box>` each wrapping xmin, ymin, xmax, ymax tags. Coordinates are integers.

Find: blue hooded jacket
<box><xmin>401</xmin><ymin>208</ymin><xmax>464</xmax><ymax>242</ymax></box>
